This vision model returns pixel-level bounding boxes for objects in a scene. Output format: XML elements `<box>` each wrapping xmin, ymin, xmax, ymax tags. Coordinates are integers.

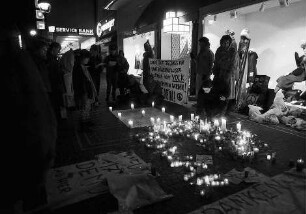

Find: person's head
<box><xmin>220</xmin><ymin>35</ymin><xmax>232</xmax><ymax>49</ymax></box>
<box><xmin>144</xmin><ymin>40</ymin><xmax>152</xmax><ymax>52</ymax></box>
<box><xmin>109</xmin><ymin>44</ymin><xmax>117</xmax><ymax>56</ymax></box>
<box><xmin>240</xmin><ymin>28</ymin><xmax>250</xmax><ymax>45</ymax></box>
<box><xmin>198</xmin><ymin>37</ymin><xmax>210</xmax><ymax>50</ymax></box>
<box><xmin>79</xmin><ymin>49</ymin><xmax>91</xmax><ymax>65</ymax></box>
<box><xmin>48</xmin><ymin>42</ymin><xmax>61</xmax><ymax>57</ymax></box>
<box><xmin>90</xmin><ymin>44</ymin><xmax>99</xmax><ymax>56</ymax></box>
<box><xmin>202</xmin><ymin>78</ymin><xmax>213</xmax><ymax>93</ymax></box>
<box><xmin>28</xmin><ymin>37</ymin><xmax>49</xmax><ymax>60</ymax></box>
<box><xmin>119</xmin><ymin>50</ymin><xmax>124</xmax><ymax>57</ymax></box>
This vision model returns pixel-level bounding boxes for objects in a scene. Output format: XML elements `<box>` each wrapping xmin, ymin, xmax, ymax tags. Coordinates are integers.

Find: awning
<box><xmin>134</xmin><ymin>0</ymin><xmax>221</xmax><ymax>29</ymax></box>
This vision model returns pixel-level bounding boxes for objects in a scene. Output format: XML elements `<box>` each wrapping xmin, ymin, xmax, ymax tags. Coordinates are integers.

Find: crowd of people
<box><xmin>193</xmin><ymin>33</ymin><xmax>242</xmax><ymax>120</ymax></box>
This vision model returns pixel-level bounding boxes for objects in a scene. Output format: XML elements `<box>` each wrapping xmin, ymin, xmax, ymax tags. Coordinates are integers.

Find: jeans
<box><xmin>106</xmin><ymin>72</ymin><xmax>118</xmax><ymax>100</ymax></box>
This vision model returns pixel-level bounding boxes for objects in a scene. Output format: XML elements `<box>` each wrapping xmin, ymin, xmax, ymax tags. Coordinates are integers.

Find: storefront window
<box><xmin>202</xmin><ymin>0</ymin><xmax>305</xmax><ymax>90</ymax></box>
<box><xmin>123</xmin><ymin>31</ymin><xmax>155</xmax><ymax>76</ymax></box>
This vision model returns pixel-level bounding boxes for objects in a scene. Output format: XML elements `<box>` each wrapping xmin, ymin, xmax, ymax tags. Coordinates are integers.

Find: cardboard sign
<box><xmin>189</xmin><ymin>170</ymin><xmax>306</xmax><ymax>214</ymax></box>
<box><xmin>149</xmin><ymin>58</ymin><xmax>190</xmax><ymax>105</ymax></box>
<box><xmin>46</xmin><ymin>152</ymin><xmax>150</xmax><ymax>209</ymax></box>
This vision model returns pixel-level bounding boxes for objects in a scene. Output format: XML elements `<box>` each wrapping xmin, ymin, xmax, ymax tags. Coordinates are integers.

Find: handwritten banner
<box><xmin>149</xmin><ymin>57</ymin><xmax>190</xmax><ymax>105</ymax></box>
<box><xmin>189</xmin><ymin>170</ymin><xmax>306</xmax><ymax>214</ymax></box>
<box><xmin>46</xmin><ymin>152</ymin><xmax>150</xmax><ymax>209</ymax></box>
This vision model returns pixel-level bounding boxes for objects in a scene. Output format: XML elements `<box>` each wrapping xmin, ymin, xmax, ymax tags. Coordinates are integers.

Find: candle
<box><xmin>214</xmin><ymin>119</ymin><xmax>219</xmax><ymax>127</ymax></box>
<box><xmin>109</xmin><ymin>106</ymin><xmax>113</xmax><ymax>111</ymax></box>
<box><xmin>157</xmin><ymin>118</ymin><xmax>161</xmax><ymax>124</ymax></box>
<box><xmin>200</xmin><ymin>190</ymin><xmax>205</xmax><ymax>196</ymax></box>
<box><xmin>131</xmin><ymin>103</ymin><xmax>134</xmax><ymax>109</ymax></box>
<box><xmin>150</xmin><ymin>117</ymin><xmax>155</xmax><ymax>124</ymax></box>
<box><xmin>237</xmin><ymin>122</ymin><xmax>241</xmax><ymax>132</ymax></box>
<box><xmin>163</xmin><ymin>121</ymin><xmax>166</xmax><ymax>131</ymax></box>
<box><xmin>118</xmin><ymin>112</ymin><xmax>121</xmax><ymax>118</ymax></box>
<box><xmin>253</xmin><ymin>147</ymin><xmax>259</xmax><ymax>153</ymax></box>
<box><xmin>191</xmin><ymin>113</ymin><xmax>194</xmax><ymax>120</ymax></box>
<box><xmin>152</xmin><ymin>101</ymin><xmax>155</xmax><ymax>107</ymax></box>
<box><xmin>266</xmin><ymin>154</ymin><xmax>271</xmax><ymax>160</ymax></box>
<box><xmin>162</xmin><ymin>107</ymin><xmax>165</xmax><ymax>113</ymax></box>
<box><xmin>128</xmin><ymin>120</ymin><xmax>133</xmax><ymax>127</ymax></box>
<box><xmin>296</xmin><ymin>159</ymin><xmax>304</xmax><ymax>172</ymax></box>
<box><xmin>221</xmin><ymin>118</ymin><xmax>226</xmax><ymax>130</ymax></box>
<box><xmin>178</xmin><ymin>115</ymin><xmax>182</xmax><ymax>121</ymax></box>
<box><xmin>141</xmin><ymin>110</ymin><xmax>145</xmax><ymax>116</ymax></box>
<box><xmin>224</xmin><ymin>178</ymin><xmax>229</xmax><ymax>185</ymax></box>
<box><xmin>184</xmin><ymin>175</ymin><xmax>189</xmax><ymax>181</ymax></box>
<box><xmin>170</xmin><ymin>115</ymin><xmax>174</xmax><ymax>122</ymax></box>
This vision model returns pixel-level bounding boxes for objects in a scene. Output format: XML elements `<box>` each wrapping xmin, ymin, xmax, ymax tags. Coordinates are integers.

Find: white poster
<box><xmin>46</xmin><ymin>152</ymin><xmax>150</xmax><ymax>209</ymax></box>
<box><xmin>149</xmin><ymin>57</ymin><xmax>190</xmax><ymax>105</ymax></box>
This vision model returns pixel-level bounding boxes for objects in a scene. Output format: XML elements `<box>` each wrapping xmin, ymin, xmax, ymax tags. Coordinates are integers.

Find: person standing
<box><xmin>142</xmin><ymin>40</ymin><xmax>154</xmax><ymax>88</ymax></box>
<box><xmin>104</xmin><ymin>44</ymin><xmax>120</xmax><ymax>102</ymax></box>
<box><xmin>192</xmin><ymin>37</ymin><xmax>214</xmax><ymax>98</ymax></box>
<box><xmin>73</xmin><ymin>49</ymin><xmax>97</xmax><ymax>131</ymax></box>
<box><xmin>88</xmin><ymin>45</ymin><xmax>103</xmax><ymax>105</ymax></box>
<box><xmin>47</xmin><ymin>42</ymin><xmax>65</xmax><ymax>121</ymax></box>
<box><xmin>117</xmin><ymin>50</ymin><xmax>129</xmax><ymax>95</ymax></box>
<box><xmin>212</xmin><ymin>35</ymin><xmax>236</xmax><ymax>116</ymax></box>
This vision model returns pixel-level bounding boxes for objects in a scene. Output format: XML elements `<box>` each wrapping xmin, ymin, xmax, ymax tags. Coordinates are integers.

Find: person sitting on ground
<box><xmin>144</xmin><ymin>75</ymin><xmax>164</xmax><ymax>106</ymax></box>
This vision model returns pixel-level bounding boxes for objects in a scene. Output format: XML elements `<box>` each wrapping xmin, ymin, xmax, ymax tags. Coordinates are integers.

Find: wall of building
<box><xmin>203</xmin><ymin>0</ymin><xmax>306</xmax><ymax>90</ymax></box>
<box><xmin>47</xmin><ymin>0</ymin><xmax>96</xmax><ymax>29</ymax></box>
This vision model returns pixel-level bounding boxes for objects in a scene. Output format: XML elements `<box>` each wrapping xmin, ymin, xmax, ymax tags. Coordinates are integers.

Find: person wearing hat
<box><xmin>191</xmin><ymin>36</ymin><xmax>214</xmax><ymax>99</ymax></box>
<box><xmin>104</xmin><ymin>44</ymin><xmax>120</xmax><ymax>102</ymax></box>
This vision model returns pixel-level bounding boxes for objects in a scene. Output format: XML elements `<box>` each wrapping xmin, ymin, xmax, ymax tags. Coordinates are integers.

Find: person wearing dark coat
<box><xmin>1</xmin><ymin>26</ymin><xmax>57</xmax><ymax>213</ymax></box>
<box><xmin>47</xmin><ymin>42</ymin><xmax>65</xmax><ymax>121</ymax></box>
<box><xmin>197</xmin><ymin>77</ymin><xmax>230</xmax><ymax>120</ymax></box>
<box><xmin>104</xmin><ymin>44</ymin><xmax>120</xmax><ymax>102</ymax></box>
<box><xmin>117</xmin><ymin>50</ymin><xmax>130</xmax><ymax>95</ymax></box>
<box><xmin>88</xmin><ymin>44</ymin><xmax>103</xmax><ymax>104</ymax></box>
<box><xmin>73</xmin><ymin>49</ymin><xmax>97</xmax><ymax>131</ymax></box>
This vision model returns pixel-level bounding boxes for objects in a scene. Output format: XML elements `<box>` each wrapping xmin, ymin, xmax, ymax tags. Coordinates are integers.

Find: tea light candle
<box><xmin>152</xmin><ymin>101</ymin><xmax>155</xmax><ymax>107</ymax></box>
<box><xmin>118</xmin><ymin>112</ymin><xmax>122</xmax><ymax>118</ymax></box>
<box><xmin>221</xmin><ymin>118</ymin><xmax>226</xmax><ymax>130</ymax></box>
<box><xmin>253</xmin><ymin>147</ymin><xmax>259</xmax><ymax>153</ymax></box>
<box><xmin>266</xmin><ymin>154</ymin><xmax>271</xmax><ymax>160</ymax></box>
<box><xmin>191</xmin><ymin>113</ymin><xmax>194</xmax><ymax>120</ymax></box>
<box><xmin>109</xmin><ymin>106</ymin><xmax>113</xmax><ymax>111</ymax></box>
<box><xmin>296</xmin><ymin>159</ymin><xmax>304</xmax><ymax>172</ymax></box>
<box><xmin>141</xmin><ymin>110</ymin><xmax>145</xmax><ymax>116</ymax></box>
<box><xmin>178</xmin><ymin>115</ymin><xmax>182</xmax><ymax>121</ymax></box>
<box><xmin>150</xmin><ymin>117</ymin><xmax>155</xmax><ymax>124</ymax></box>
<box><xmin>131</xmin><ymin>103</ymin><xmax>134</xmax><ymax>109</ymax></box>
<box><xmin>237</xmin><ymin>122</ymin><xmax>241</xmax><ymax>132</ymax></box>
<box><xmin>214</xmin><ymin>119</ymin><xmax>219</xmax><ymax>127</ymax></box>
<box><xmin>162</xmin><ymin>107</ymin><xmax>165</xmax><ymax>113</ymax></box>
<box><xmin>163</xmin><ymin>121</ymin><xmax>166</xmax><ymax>131</ymax></box>
<box><xmin>200</xmin><ymin>190</ymin><xmax>205</xmax><ymax>196</ymax></box>
<box><xmin>157</xmin><ymin>118</ymin><xmax>161</xmax><ymax>124</ymax></box>
<box><xmin>128</xmin><ymin>120</ymin><xmax>133</xmax><ymax>127</ymax></box>
<box><xmin>170</xmin><ymin>115</ymin><xmax>174</xmax><ymax>122</ymax></box>
<box><xmin>224</xmin><ymin>178</ymin><xmax>229</xmax><ymax>185</ymax></box>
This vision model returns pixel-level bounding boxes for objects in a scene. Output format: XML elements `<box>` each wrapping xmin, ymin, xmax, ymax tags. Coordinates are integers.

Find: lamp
<box><xmin>104</xmin><ymin>0</ymin><xmax>117</xmax><ymax>10</ymax></box>
<box><xmin>38</xmin><ymin>0</ymin><xmax>51</xmax><ymax>13</ymax></box>
<box><xmin>163</xmin><ymin>11</ymin><xmax>190</xmax><ymax>34</ymax></box>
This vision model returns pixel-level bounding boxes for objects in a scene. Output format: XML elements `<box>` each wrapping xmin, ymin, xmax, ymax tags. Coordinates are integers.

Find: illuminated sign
<box><xmin>79</xmin><ymin>29</ymin><xmax>94</xmax><ymax>35</ymax></box>
<box><xmin>96</xmin><ymin>18</ymin><xmax>115</xmax><ymax>37</ymax></box>
<box><xmin>49</xmin><ymin>27</ymin><xmax>94</xmax><ymax>35</ymax></box>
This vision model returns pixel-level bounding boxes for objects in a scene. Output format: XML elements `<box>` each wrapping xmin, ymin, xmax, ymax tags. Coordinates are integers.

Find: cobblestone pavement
<box><xmin>52</xmin><ymin>73</ymin><xmax>306</xmax><ymax>214</ymax></box>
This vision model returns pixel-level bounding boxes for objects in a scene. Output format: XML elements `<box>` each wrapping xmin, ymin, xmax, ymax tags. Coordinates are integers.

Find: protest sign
<box><xmin>149</xmin><ymin>58</ymin><xmax>190</xmax><ymax>105</ymax></box>
<box><xmin>189</xmin><ymin>170</ymin><xmax>306</xmax><ymax>214</ymax></box>
<box><xmin>46</xmin><ymin>152</ymin><xmax>150</xmax><ymax>209</ymax></box>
